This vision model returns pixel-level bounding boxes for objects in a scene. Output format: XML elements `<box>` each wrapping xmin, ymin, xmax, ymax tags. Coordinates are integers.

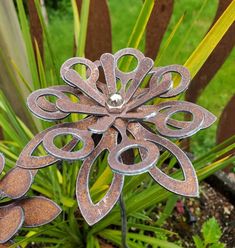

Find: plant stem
<box><xmin>119</xmin><ymin>193</ymin><xmax>129</xmax><ymax>248</ymax></box>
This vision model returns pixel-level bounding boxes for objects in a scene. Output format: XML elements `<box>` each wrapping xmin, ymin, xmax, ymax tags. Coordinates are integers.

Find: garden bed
<box><xmin>164</xmin><ymin>182</ymin><xmax>235</xmax><ymax>247</ymax></box>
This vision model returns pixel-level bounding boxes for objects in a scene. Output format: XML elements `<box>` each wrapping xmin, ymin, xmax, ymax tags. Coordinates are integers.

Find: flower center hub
<box><xmin>106</xmin><ymin>93</ymin><xmax>125</xmax><ymax>113</ymax></box>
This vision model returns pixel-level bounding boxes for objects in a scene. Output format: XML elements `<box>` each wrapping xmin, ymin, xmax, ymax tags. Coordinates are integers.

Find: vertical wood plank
<box><xmin>145</xmin><ymin>0</ymin><xmax>174</xmax><ymax>59</ymax></box>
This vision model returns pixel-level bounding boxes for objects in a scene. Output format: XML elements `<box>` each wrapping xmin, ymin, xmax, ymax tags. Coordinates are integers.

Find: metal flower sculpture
<box><xmin>16</xmin><ymin>48</ymin><xmax>216</xmax><ymax>225</ymax></box>
<box><xmin>0</xmin><ymin>154</ymin><xmax>61</xmax><ymax>245</ymax></box>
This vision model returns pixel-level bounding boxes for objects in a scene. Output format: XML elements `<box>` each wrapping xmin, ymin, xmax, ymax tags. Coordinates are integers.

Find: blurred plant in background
<box><xmin>0</xmin><ymin>0</ymin><xmax>234</xmax><ymax>247</ymax></box>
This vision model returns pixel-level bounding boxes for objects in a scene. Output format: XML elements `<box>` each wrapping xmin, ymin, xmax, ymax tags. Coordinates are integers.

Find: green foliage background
<box><xmin>0</xmin><ymin>0</ymin><xmax>234</xmax><ymax>247</ymax></box>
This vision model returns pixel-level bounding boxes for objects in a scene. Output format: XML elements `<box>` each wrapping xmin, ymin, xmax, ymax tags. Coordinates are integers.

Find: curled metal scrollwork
<box><xmin>14</xmin><ymin>48</ymin><xmax>216</xmax><ymax>226</ymax></box>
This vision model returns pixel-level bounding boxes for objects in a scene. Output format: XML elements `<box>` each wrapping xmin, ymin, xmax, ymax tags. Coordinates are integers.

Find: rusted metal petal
<box><xmin>0</xmin><ymin>168</ymin><xmax>32</xmax><ymax>199</ymax></box>
<box><xmin>76</xmin><ymin>128</ymin><xmax>124</xmax><ymax>225</ymax></box>
<box><xmin>36</xmin><ymin>85</ymin><xmax>81</xmax><ymax>112</ymax></box>
<box><xmin>150</xmin><ymin>65</ymin><xmax>190</xmax><ymax>98</ymax></box>
<box><xmin>108</xmin><ymin>118</ymin><xmax>159</xmax><ymax>175</ymax></box>
<box><xmin>0</xmin><ymin>153</ymin><xmax>4</xmax><ymax>174</ymax></box>
<box><xmin>0</xmin><ymin>206</ymin><xmax>24</xmax><ymax>244</ymax></box>
<box><xmin>125</xmin><ymin>57</ymin><xmax>153</xmax><ymax>103</ymax></box>
<box><xmin>127</xmin><ymin>79</ymin><xmax>172</xmax><ymax>111</ymax></box>
<box><xmin>27</xmin><ymin>87</ymin><xmax>71</xmax><ymax>121</ymax></box>
<box><xmin>114</xmin><ymin>48</ymin><xmax>145</xmax><ymax>86</ymax></box>
<box><xmin>16</xmin><ymin>196</ymin><xmax>61</xmax><ymax>227</ymax></box>
<box><xmin>17</xmin><ymin>117</ymin><xmax>96</xmax><ymax>169</ymax></box>
<box><xmin>145</xmin><ymin>101</ymin><xmax>216</xmax><ymax>138</ymax></box>
<box><xmin>128</xmin><ymin>123</ymin><xmax>199</xmax><ymax>197</ymax></box>
<box><xmin>100</xmin><ymin>53</ymin><xmax>117</xmax><ymax>94</ymax></box>
<box><xmin>60</xmin><ymin>57</ymin><xmax>106</xmax><ymax>106</ymax></box>
<box><xmin>88</xmin><ymin>116</ymin><xmax>115</xmax><ymax>134</ymax></box>
<box><xmin>43</xmin><ymin>128</ymin><xmax>94</xmax><ymax>160</ymax></box>
<box><xmin>56</xmin><ymin>98</ymin><xmax>108</xmax><ymax>115</ymax></box>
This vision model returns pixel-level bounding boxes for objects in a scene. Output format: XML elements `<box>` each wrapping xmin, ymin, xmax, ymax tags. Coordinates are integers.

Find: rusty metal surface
<box><xmin>15</xmin><ymin>48</ymin><xmax>216</xmax><ymax>226</ymax></box>
<box><xmin>76</xmin><ymin>128</ymin><xmax>124</xmax><ymax>225</ymax></box>
<box><xmin>0</xmin><ymin>154</ymin><xmax>61</xmax><ymax>244</ymax></box>
<box><xmin>146</xmin><ymin>0</ymin><xmax>174</xmax><ymax>59</ymax></box>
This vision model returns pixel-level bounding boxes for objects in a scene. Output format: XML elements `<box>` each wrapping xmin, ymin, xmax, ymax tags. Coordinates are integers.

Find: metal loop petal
<box><xmin>17</xmin><ymin>117</ymin><xmax>96</xmax><ymax>169</ymax></box>
<box><xmin>114</xmin><ymin>48</ymin><xmax>146</xmax><ymax>84</ymax></box>
<box><xmin>128</xmin><ymin>123</ymin><xmax>199</xmax><ymax>197</ymax></box>
<box><xmin>146</xmin><ymin>101</ymin><xmax>216</xmax><ymax>138</ymax></box>
<box><xmin>56</xmin><ymin>98</ymin><xmax>108</xmax><ymax>116</ymax></box>
<box><xmin>27</xmin><ymin>87</ymin><xmax>72</xmax><ymax>121</ymax></box>
<box><xmin>100</xmin><ymin>53</ymin><xmax>117</xmax><ymax>94</ymax></box>
<box><xmin>60</xmin><ymin>57</ymin><xmax>105</xmax><ymax>106</ymax></box>
<box><xmin>43</xmin><ymin>128</ymin><xmax>94</xmax><ymax>160</ymax></box>
<box><xmin>76</xmin><ymin>129</ymin><xmax>124</xmax><ymax>225</ymax></box>
<box><xmin>108</xmin><ymin>139</ymin><xmax>159</xmax><ymax>175</ymax></box>
<box><xmin>149</xmin><ymin>65</ymin><xmax>190</xmax><ymax>98</ymax></box>
<box><xmin>36</xmin><ymin>85</ymin><xmax>81</xmax><ymax>111</ymax></box>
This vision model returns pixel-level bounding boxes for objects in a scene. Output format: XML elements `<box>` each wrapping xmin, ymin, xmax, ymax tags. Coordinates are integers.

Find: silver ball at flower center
<box><xmin>106</xmin><ymin>93</ymin><xmax>125</xmax><ymax>113</ymax></box>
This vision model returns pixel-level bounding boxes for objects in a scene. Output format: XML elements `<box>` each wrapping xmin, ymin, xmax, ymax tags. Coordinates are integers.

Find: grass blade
<box><xmin>184</xmin><ymin>0</ymin><xmax>235</xmax><ymax>78</ymax></box>
<box><xmin>119</xmin><ymin>0</ymin><xmax>155</xmax><ymax>71</ymax></box>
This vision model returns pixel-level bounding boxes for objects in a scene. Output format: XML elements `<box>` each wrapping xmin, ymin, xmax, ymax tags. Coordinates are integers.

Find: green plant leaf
<box><xmin>34</xmin><ymin>0</ymin><xmax>59</xmax><ymax>83</ymax></box>
<box><xmin>184</xmin><ymin>0</ymin><xmax>235</xmax><ymax>78</ymax></box>
<box><xmin>99</xmin><ymin>229</ymin><xmax>181</xmax><ymax>248</ymax></box>
<box><xmin>76</xmin><ymin>0</ymin><xmax>90</xmax><ymax>57</ymax></box>
<box><xmin>129</xmin><ymin>212</ymin><xmax>153</xmax><ymax>222</ymax></box>
<box><xmin>155</xmin><ymin>14</ymin><xmax>184</xmax><ymax>65</ymax></box>
<box><xmin>202</xmin><ymin>217</ymin><xmax>222</xmax><ymax>245</ymax></box>
<box><xmin>16</xmin><ymin>0</ymin><xmax>39</xmax><ymax>88</ymax></box>
<box><xmin>193</xmin><ymin>235</ymin><xmax>204</xmax><ymax>248</ymax></box>
<box><xmin>71</xmin><ymin>0</ymin><xmax>80</xmax><ymax>51</ymax></box>
<box><xmin>210</xmin><ymin>243</ymin><xmax>225</xmax><ymax>248</ymax></box>
<box><xmin>155</xmin><ymin>194</ymin><xmax>178</xmax><ymax>226</ymax></box>
<box><xmin>119</xmin><ymin>0</ymin><xmax>155</xmax><ymax>71</ymax></box>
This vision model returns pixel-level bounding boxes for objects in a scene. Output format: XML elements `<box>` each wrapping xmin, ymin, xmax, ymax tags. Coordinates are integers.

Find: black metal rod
<box><xmin>119</xmin><ymin>193</ymin><xmax>129</xmax><ymax>248</ymax></box>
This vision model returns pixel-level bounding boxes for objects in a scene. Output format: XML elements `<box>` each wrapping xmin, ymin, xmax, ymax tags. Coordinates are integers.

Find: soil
<box><xmin>163</xmin><ymin>182</ymin><xmax>235</xmax><ymax>247</ymax></box>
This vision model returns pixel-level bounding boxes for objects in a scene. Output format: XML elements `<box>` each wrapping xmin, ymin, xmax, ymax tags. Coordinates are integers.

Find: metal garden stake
<box><xmin>0</xmin><ymin>48</ymin><xmax>216</xmax><ymax>246</ymax></box>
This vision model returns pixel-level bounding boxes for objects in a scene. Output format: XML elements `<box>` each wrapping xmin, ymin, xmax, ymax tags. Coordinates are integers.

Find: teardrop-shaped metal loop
<box><xmin>60</xmin><ymin>57</ymin><xmax>105</xmax><ymax>106</ymax></box>
<box><xmin>149</xmin><ymin>65</ymin><xmax>191</xmax><ymax>98</ymax></box>
<box><xmin>128</xmin><ymin>123</ymin><xmax>199</xmax><ymax>197</ymax></box>
<box><xmin>147</xmin><ymin>101</ymin><xmax>216</xmax><ymax>139</ymax></box>
<box><xmin>76</xmin><ymin>128</ymin><xmax>124</xmax><ymax>225</ymax></box>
